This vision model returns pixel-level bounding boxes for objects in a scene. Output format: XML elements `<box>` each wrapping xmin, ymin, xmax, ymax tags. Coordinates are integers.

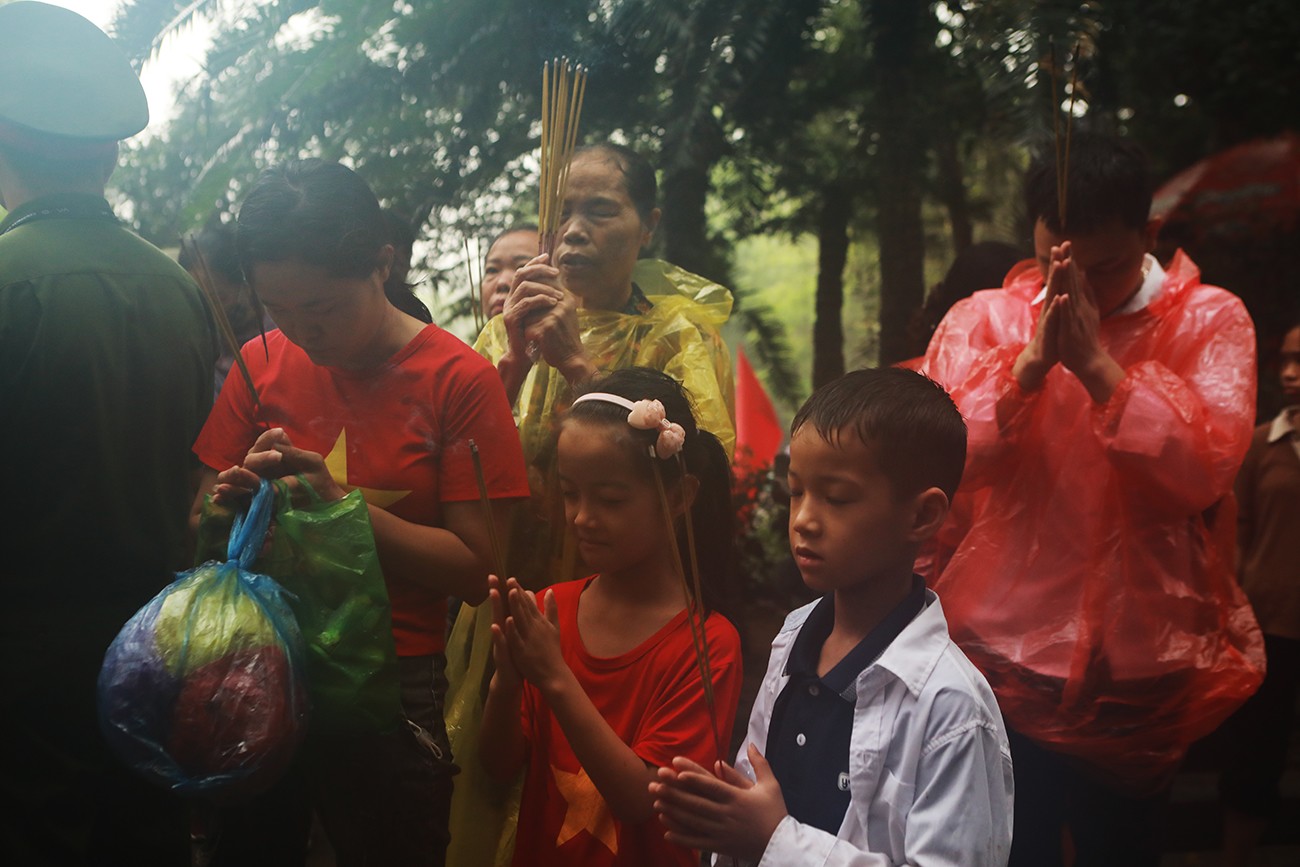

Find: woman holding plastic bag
<box><xmin>190</xmin><ymin>160</ymin><xmax>528</xmax><ymax>867</ymax></box>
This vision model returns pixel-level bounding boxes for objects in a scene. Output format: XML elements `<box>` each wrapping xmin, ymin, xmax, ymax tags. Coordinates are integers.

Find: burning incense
<box><xmin>1047</xmin><ymin>40</ymin><xmax>1083</xmax><ymax>230</ymax></box>
<box><xmin>538</xmin><ymin>58</ymin><xmax>588</xmax><ymax>257</ymax></box>
<box><xmin>183</xmin><ymin>234</ymin><xmax>262</xmax><ymax>412</ymax></box>
<box><xmin>650</xmin><ymin>461</ymin><xmax>724</xmax><ymax>764</ymax></box>
<box><xmin>469</xmin><ymin>439</ymin><xmax>507</xmax><ymax>578</ymax></box>
<box><xmin>1048</xmin><ymin>42</ymin><xmax>1065</xmax><ymax>229</ymax></box>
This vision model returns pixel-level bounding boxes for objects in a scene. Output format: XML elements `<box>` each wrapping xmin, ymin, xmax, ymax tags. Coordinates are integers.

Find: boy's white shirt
<box><xmin>718</xmin><ymin>590</ymin><xmax>1014</xmax><ymax>867</ymax></box>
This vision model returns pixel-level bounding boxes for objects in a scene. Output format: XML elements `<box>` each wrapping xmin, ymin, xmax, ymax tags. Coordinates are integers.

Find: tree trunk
<box><xmin>660</xmin><ymin>157</ymin><xmax>728</xmax><ymax>284</ymax></box>
<box><xmin>870</xmin><ymin>0</ymin><xmax>928</xmax><ymax>365</ymax></box>
<box><xmin>813</xmin><ymin>183</ymin><xmax>851</xmax><ymax>389</ymax></box>
<box><xmin>936</xmin><ymin>135</ymin><xmax>973</xmax><ymax>254</ymax></box>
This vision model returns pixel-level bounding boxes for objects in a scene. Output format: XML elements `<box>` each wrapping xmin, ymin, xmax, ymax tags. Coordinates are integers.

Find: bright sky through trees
<box><xmin>43</xmin><ymin>0</ymin><xmax>210</xmax><ymax>130</ymax></box>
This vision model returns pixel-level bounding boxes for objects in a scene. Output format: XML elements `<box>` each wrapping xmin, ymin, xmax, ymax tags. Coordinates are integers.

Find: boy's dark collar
<box><xmin>784</xmin><ymin>575</ymin><xmax>927</xmax><ymax>697</ymax></box>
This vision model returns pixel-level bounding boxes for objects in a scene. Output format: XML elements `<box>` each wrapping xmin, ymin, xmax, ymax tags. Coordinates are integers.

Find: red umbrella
<box><xmin>1152</xmin><ymin>131</ymin><xmax>1300</xmax><ymax>245</ymax></box>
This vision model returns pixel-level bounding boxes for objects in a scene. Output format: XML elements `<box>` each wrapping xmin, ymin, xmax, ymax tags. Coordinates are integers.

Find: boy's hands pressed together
<box><xmin>650</xmin><ymin>744</ymin><xmax>788</xmax><ymax>862</ymax></box>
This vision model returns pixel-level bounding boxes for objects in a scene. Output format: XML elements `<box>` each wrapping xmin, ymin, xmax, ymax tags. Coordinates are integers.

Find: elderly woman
<box><xmin>478</xmin><ymin>142</ymin><xmax>733</xmax><ymax>479</ymax></box>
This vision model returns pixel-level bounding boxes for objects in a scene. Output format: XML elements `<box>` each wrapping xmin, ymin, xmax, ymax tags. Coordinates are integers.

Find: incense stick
<box><xmin>1048</xmin><ymin>41</ymin><xmax>1065</xmax><ymax>229</ymax></box>
<box><xmin>650</xmin><ymin>461</ymin><xmax>724</xmax><ymax>764</ymax></box>
<box><xmin>469</xmin><ymin>439</ymin><xmax>506</xmax><ymax>578</ymax></box>
<box><xmin>183</xmin><ymin>234</ymin><xmax>262</xmax><ymax>412</ymax></box>
<box><xmin>538</xmin><ymin>58</ymin><xmax>588</xmax><ymax>257</ymax></box>
<box><xmin>465</xmin><ymin>237</ymin><xmax>484</xmax><ymax>335</ymax></box>
<box><xmin>1061</xmin><ymin>41</ymin><xmax>1082</xmax><ymax>230</ymax></box>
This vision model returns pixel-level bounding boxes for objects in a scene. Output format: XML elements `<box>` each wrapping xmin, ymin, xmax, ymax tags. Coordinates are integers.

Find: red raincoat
<box><xmin>922</xmin><ymin>251</ymin><xmax>1264</xmax><ymax>791</ymax></box>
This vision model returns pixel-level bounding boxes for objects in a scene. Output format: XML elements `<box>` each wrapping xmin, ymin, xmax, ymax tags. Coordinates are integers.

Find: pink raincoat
<box><xmin>922</xmin><ymin>251</ymin><xmax>1264</xmax><ymax>790</ymax></box>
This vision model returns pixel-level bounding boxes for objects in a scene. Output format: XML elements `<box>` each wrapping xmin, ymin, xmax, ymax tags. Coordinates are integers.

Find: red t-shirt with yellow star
<box><xmin>193</xmin><ymin>325</ymin><xmax>528</xmax><ymax>656</ymax></box>
<box><xmin>513</xmin><ymin>577</ymin><xmax>743</xmax><ymax>867</ymax></box>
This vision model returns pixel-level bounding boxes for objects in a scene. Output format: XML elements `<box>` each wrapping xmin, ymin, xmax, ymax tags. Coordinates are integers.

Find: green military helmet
<box><xmin>0</xmin><ymin>2</ymin><xmax>148</xmax><ymax>144</ymax></box>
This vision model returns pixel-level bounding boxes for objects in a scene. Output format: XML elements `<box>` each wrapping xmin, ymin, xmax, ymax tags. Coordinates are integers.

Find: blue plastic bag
<box><xmin>98</xmin><ymin>479</ymin><xmax>308</xmax><ymax>798</ymax></box>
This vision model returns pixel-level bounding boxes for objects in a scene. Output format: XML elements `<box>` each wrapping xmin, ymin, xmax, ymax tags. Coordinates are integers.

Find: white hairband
<box><xmin>571</xmin><ymin>392</ymin><xmax>686</xmax><ymax>460</ymax></box>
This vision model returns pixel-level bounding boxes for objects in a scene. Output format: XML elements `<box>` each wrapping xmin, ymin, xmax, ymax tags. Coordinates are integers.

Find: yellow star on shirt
<box><xmin>552</xmin><ymin>764</ymin><xmax>618</xmax><ymax>854</ymax></box>
<box><xmin>323</xmin><ymin>428</ymin><xmax>410</xmax><ymax>508</ymax></box>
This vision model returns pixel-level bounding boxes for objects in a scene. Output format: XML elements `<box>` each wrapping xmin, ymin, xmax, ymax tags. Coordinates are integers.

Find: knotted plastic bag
<box><xmin>195</xmin><ymin>477</ymin><xmax>403</xmax><ymax>736</ymax></box>
<box><xmin>98</xmin><ymin>479</ymin><xmax>307</xmax><ymax>798</ymax></box>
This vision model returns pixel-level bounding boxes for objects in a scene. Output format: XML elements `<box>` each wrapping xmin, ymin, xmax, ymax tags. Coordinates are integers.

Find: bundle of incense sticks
<box><xmin>1048</xmin><ymin>41</ymin><xmax>1082</xmax><ymax>229</ymax></box>
<box><xmin>182</xmin><ymin>234</ymin><xmax>262</xmax><ymax>412</ymax></box>
<box><xmin>651</xmin><ymin>462</ymin><xmax>725</xmax><ymax>765</ymax></box>
<box><xmin>538</xmin><ymin>58</ymin><xmax>588</xmax><ymax>257</ymax></box>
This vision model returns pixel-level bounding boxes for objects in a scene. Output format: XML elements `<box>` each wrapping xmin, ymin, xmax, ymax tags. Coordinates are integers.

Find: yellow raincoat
<box><xmin>443</xmin><ymin>259</ymin><xmax>735</xmax><ymax>867</ymax></box>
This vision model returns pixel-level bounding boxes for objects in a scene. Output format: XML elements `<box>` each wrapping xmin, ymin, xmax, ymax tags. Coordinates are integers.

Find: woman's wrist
<box><xmin>497</xmin><ymin>351</ymin><xmax>531</xmax><ymax>400</ymax></box>
<box><xmin>555</xmin><ymin>350</ymin><xmax>596</xmax><ymax>386</ymax></box>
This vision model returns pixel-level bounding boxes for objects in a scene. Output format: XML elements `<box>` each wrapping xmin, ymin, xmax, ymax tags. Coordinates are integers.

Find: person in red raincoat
<box><xmin>922</xmin><ymin>132</ymin><xmax>1264</xmax><ymax>867</ymax></box>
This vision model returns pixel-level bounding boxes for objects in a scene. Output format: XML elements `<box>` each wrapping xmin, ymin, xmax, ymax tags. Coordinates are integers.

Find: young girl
<box><xmin>191</xmin><ymin>159</ymin><xmax>528</xmax><ymax>866</ymax></box>
<box><xmin>479</xmin><ymin>367</ymin><xmax>743</xmax><ymax>866</ymax></box>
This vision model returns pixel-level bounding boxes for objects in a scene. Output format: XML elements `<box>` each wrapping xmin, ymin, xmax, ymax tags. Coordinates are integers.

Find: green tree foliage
<box><xmin>108</xmin><ymin>0</ymin><xmax>1300</xmax><ymax>398</ymax></box>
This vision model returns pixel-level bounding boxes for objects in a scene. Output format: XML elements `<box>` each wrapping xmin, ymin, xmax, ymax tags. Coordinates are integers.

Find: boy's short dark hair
<box><xmin>791</xmin><ymin>367</ymin><xmax>967</xmax><ymax>500</ymax></box>
<box><xmin>1025</xmin><ymin>131</ymin><xmax>1152</xmax><ymax>234</ymax></box>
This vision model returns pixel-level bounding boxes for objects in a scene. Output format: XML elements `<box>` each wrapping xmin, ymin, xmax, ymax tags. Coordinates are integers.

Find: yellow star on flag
<box><xmin>323</xmin><ymin>428</ymin><xmax>410</xmax><ymax>508</ymax></box>
<box><xmin>552</xmin><ymin>764</ymin><xmax>618</xmax><ymax>854</ymax></box>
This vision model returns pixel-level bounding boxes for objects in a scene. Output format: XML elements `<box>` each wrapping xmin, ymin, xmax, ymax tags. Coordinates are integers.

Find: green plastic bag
<box><xmin>197</xmin><ymin>478</ymin><xmax>402</xmax><ymax>736</ymax></box>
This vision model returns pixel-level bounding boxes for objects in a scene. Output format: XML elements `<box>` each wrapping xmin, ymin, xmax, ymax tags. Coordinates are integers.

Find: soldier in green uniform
<box><xmin>0</xmin><ymin>3</ymin><xmax>213</xmax><ymax>863</ymax></box>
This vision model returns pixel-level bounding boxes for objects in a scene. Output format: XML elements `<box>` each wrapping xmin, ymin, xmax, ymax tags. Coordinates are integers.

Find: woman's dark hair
<box><xmin>1025</xmin><ymin>131</ymin><xmax>1153</xmax><ymax>234</ymax></box>
<box><xmin>236</xmin><ymin>159</ymin><xmax>389</xmax><ymax>282</ymax></box>
<box><xmin>487</xmin><ymin>223</ymin><xmax>539</xmax><ymax>251</ymax></box>
<box><xmin>565</xmin><ymin>367</ymin><xmax>737</xmax><ymax>619</ymax></box>
<box><xmin>572</xmin><ymin>143</ymin><xmax>657</xmax><ymax>223</ymax></box>
<box><xmin>379</xmin><ymin>208</ymin><xmax>432</xmax><ymax>323</ymax></box>
<box><xmin>178</xmin><ymin>220</ymin><xmax>243</xmax><ymax>285</ymax></box>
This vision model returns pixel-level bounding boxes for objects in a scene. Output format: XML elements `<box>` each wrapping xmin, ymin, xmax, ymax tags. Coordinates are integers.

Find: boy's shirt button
<box><xmin>796</xmin><ymin>733</ymin><xmax>807</xmax><ymax>746</ymax></box>
<box><xmin>808</xmin><ymin>684</ymin><xmax>820</xmax><ymax>696</ymax></box>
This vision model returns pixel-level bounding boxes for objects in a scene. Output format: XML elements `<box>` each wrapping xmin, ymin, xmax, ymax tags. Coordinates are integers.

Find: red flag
<box><xmin>734</xmin><ymin>348</ymin><xmax>783</xmax><ymax>470</ymax></box>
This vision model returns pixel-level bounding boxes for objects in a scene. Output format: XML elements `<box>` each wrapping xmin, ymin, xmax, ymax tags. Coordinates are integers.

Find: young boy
<box><xmin>651</xmin><ymin>367</ymin><xmax>1014</xmax><ymax>865</ymax></box>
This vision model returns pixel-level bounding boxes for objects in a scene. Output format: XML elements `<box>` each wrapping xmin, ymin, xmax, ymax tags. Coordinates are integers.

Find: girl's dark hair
<box><xmin>572</xmin><ymin>143</ymin><xmax>657</xmax><ymax>223</ymax></box>
<box><xmin>565</xmin><ymin>367</ymin><xmax>737</xmax><ymax>619</ymax></box>
<box><xmin>236</xmin><ymin>159</ymin><xmax>388</xmax><ymax>282</ymax></box>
